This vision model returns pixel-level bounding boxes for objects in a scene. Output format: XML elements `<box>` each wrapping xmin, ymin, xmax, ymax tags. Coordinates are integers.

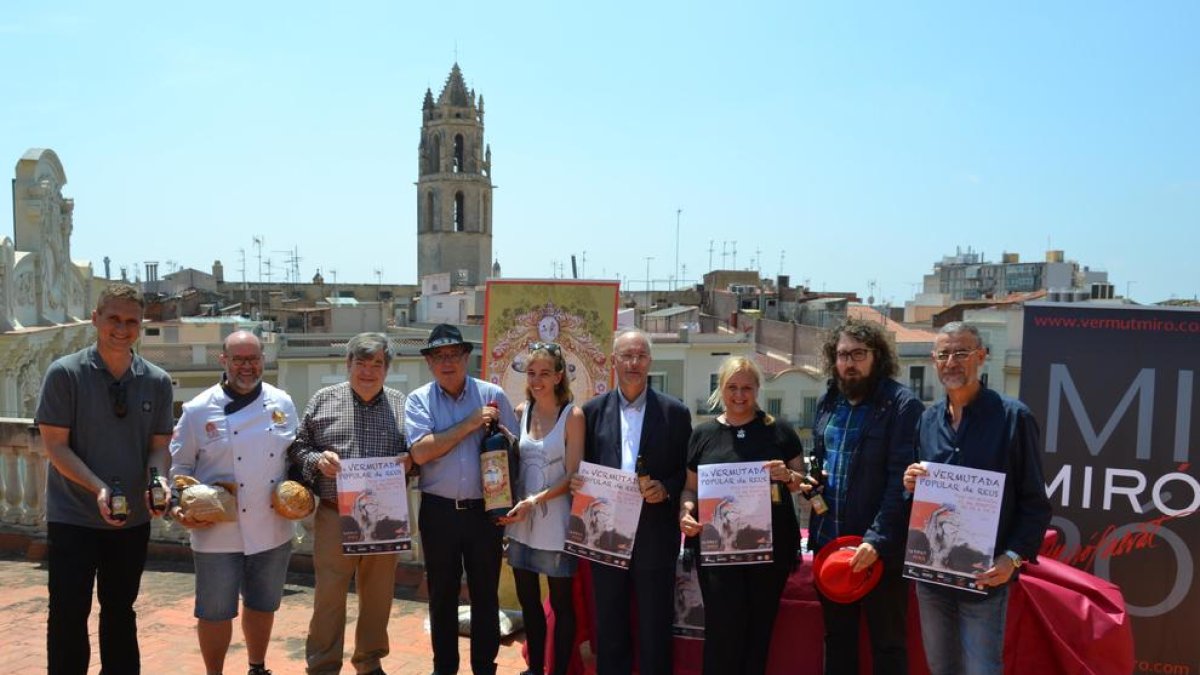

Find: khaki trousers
<box><xmin>306</xmin><ymin>502</ymin><xmax>399</xmax><ymax>674</ymax></box>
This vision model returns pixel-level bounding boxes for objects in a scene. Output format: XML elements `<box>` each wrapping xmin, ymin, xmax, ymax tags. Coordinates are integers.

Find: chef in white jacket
<box><xmin>170</xmin><ymin>330</ymin><xmax>298</xmax><ymax>675</ymax></box>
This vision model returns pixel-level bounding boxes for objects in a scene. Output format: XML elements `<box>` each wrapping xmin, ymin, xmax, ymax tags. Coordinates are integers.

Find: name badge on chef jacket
<box><xmin>204</xmin><ymin>420</ymin><xmax>222</xmax><ymax>440</ymax></box>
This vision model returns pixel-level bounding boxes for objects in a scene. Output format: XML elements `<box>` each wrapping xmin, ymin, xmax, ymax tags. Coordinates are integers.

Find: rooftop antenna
<box><xmin>253</xmin><ymin>236</ymin><xmax>264</xmax><ymax>314</ymax></box>
<box><xmin>674</xmin><ymin>208</ymin><xmax>682</xmax><ymax>291</ymax></box>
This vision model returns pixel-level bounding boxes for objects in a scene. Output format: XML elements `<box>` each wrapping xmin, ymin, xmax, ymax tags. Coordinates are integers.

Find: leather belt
<box><xmin>422</xmin><ymin>493</ymin><xmax>485</xmax><ymax>511</ymax></box>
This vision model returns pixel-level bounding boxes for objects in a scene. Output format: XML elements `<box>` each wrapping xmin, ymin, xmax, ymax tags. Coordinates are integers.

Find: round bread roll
<box><xmin>273</xmin><ymin>480</ymin><xmax>315</xmax><ymax>520</ymax></box>
<box><xmin>179</xmin><ymin>483</ymin><xmax>238</xmax><ymax>523</ymax></box>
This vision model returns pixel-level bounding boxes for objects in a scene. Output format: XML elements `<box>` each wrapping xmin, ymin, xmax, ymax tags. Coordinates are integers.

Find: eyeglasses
<box><xmin>835</xmin><ymin>348</ymin><xmax>873</xmax><ymax>362</ymax></box>
<box><xmin>615</xmin><ymin>352</ymin><xmax>650</xmax><ymax>365</ymax></box>
<box><xmin>934</xmin><ymin>349</ymin><xmax>978</xmax><ymax>363</ymax></box>
<box><xmin>110</xmin><ymin>382</ymin><xmax>127</xmax><ymax>419</ymax></box>
<box><xmin>228</xmin><ymin>355</ymin><xmax>262</xmax><ymax>367</ymax></box>
<box><xmin>528</xmin><ymin>342</ymin><xmax>562</xmax><ymax>355</ymax></box>
<box><xmin>426</xmin><ymin>349</ymin><xmax>466</xmax><ymax>364</ymax></box>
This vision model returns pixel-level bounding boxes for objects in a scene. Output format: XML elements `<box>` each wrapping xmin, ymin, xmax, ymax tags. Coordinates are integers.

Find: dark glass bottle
<box><xmin>148</xmin><ymin>467</ymin><xmax>168</xmax><ymax>514</ymax></box>
<box><xmin>109</xmin><ymin>477</ymin><xmax>129</xmax><ymax>522</ymax></box>
<box><xmin>801</xmin><ymin>455</ymin><xmax>829</xmax><ymax>515</ymax></box>
<box><xmin>636</xmin><ymin>454</ymin><xmax>652</xmax><ymax>493</ymax></box>
<box><xmin>770</xmin><ymin>477</ymin><xmax>786</xmax><ymax>505</ymax></box>
<box><xmin>480</xmin><ymin>402</ymin><xmax>516</xmax><ymax>521</ymax></box>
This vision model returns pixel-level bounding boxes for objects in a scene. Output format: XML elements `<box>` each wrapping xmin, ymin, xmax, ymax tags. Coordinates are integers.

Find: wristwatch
<box><xmin>1004</xmin><ymin>550</ymin><xmax>1024</xmax><ymax>568</ymax></box>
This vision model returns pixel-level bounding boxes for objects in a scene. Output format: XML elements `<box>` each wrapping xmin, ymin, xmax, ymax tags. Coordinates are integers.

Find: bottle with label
<box><xmin>148</xmin><ymin>467</ymin><xmax>168</xmax><ymax>514</ymax></box>
<box><xmin>636</xmin><ymin>454</ymin><xmax>652</xmax><ymax>494</ymax></box>
<box><xmin>480</xmin><ymin>402</ymin><xmax>516</xmax><ymax>521</ymax></box>
<box><xmin>109</xmin><ymin>477</ymin><xmax>129</xmax><ymax>522</ymax></box>
<box><xmin>801</xmin><ymin>455</ymin><xmax>829</xmax><ymax>515</ymax></box>
<box><xmin>770</xmin><ymin>475</ymin><xmax>786</xmax><ymax>505</ymax></box>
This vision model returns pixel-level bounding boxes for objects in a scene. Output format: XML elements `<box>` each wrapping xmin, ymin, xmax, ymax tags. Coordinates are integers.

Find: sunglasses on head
<box><xmin>110</xmin><ymin>382</ymin><xmax>127</xmax><ymax>419</ymax></box>
<box><xmin>528</xmin><ymin>342</ymin><xmax>562</xmax><ymax>355</ymax></box>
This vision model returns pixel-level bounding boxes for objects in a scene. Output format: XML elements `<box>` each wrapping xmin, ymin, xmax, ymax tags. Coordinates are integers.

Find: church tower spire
<box><xmin>417</xmin><ymin>63</ymin><xmax>494</xmax><ymax>288</ymax></box>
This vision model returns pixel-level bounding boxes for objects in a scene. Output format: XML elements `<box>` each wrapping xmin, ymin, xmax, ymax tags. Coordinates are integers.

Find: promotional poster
<box><xmin>673</xmin><ymin>548</ymin><xmax>705</xmax><ymax>639</ymax></box>
<box><xmin>337</xmin><ymin>457</ymin><xmax>411</xmax><ymax>555</ymax></box>
<box><xmin>1022</xmin><ymin>303</ymin><xmax>1200</xmax><ymax>672</ymax></box>
<box><xmin>697</xmin><ymin>461</ymin><xmax>773</xmax><ymax>565</ymax></box>
<box><xmin>565</xmin><ymin>461</ymin><xmax>643</xmax><ymax>568</ymax></box>
<box><xmin>903</xmin><ymin>462</ymin><xmax>1005</xmax><ymax>593</ymax></box>
<box><xmin>482</xmin><ymin>279</ymin><xmax>619</xmax><ymax>406</ymax></box>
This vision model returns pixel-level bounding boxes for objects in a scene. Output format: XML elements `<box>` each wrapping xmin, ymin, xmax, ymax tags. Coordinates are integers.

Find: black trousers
<box><xmin>817</xmin><ymin>569</ymin><xmax>909</xmax><ymax>675</ymax></box>
<box><xmin>513</xmin><ymin>567</ymin><xmax>574</xmax><ymax>675</ymax></box>
<box><xmin>591</xmin><ymin>562</ymin><xmax>675</xmax><ymax>675</ymax></box>
<box><xmin>697</xmin><ymin>560</ymin><xmax>790</xmax><ymax>675</ymax></box>
<box><xmin>47</xmin><ymin>521</ymin><xmax>150</xmax><ymax>675</ymax></box>
<box><xmin>419</xmin><ymin>496</ymin><xmax>504</xmax><ymax>675</ymax></box>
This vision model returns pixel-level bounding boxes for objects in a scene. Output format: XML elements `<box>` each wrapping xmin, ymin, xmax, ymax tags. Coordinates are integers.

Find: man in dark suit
<box><xmin>579</xmin><ymin>329</ymin><xmax>692</xmax><ymax>675</ymax></box>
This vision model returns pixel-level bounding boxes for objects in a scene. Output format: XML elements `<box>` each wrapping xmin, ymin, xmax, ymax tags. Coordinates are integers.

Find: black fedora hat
<box><xmin>421</xmin><ymin>324</ymin><xmax>473</xmax><ymax>355</ymax></box>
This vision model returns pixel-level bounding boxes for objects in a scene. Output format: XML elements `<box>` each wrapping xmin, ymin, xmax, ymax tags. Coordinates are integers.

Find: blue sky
<box><xmin>3</xmin><ymin>1</ymin><xmax>1197</xmax><ymax>304</ymax></box>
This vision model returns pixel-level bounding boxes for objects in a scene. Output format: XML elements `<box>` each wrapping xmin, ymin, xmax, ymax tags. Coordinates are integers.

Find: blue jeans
<box><xmin>193</xmin><ymin>541</ymin><xmax>293</xmax><ymax>620</ymax></box>
<box><xmin>915</xmin><ymin>582</ymin><xmax>1009</xmax><ymax>675</ymax></box>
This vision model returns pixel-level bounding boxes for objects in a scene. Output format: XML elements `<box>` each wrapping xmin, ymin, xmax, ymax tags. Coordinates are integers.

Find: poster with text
<box><xmin>903</xmin><ymin>462</ymin><xmax>1005</xmax><ymax>593</ymax></box>
<box><xmin>337</xmin><ymin>457</ymin><xmax>411</xmax><ymax>555</ymax></box>
<box><xmin>483</xmin><ymin>279</ymin><xmax>619</xmax><ymax>407</ymax></box>
<box><xmin>697</xmin><ymin>462</ymin><xmax>773</xmax><ymax>565</ymax></box>
<box><xmin>1022</xmin><ymin>303</ymin><xmax>1200</xmax><ymax>672</ymax></box>
<box><xmin>565</xmin><ymin>461</ymin><xmax>643</xmax><ymax>568</ymax></box>
<box><xmin>673</xmin><ymin>547</ymin><xmax>705</xmax><ymax>639</ymax></box>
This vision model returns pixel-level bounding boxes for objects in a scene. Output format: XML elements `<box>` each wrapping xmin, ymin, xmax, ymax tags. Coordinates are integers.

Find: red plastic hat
<box><xmin>813</xmin><ymin>535</ymin><xmax>883</xmax><ymax>604</ymax></box>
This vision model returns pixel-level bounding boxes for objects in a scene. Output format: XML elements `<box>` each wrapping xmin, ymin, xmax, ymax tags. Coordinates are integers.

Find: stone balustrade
<box><xmin>0</xmin><ymin>417</ymin><xmax>317</xmax><ymax>555</ymax></box>
<box><xmin>0</xmin><ymin>419</ymin><xmax>45</xmax><ymax>527</ymax></box>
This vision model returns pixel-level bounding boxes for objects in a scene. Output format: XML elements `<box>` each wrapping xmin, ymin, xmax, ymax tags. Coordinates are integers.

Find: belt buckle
<box><xmin>454</xmin><ymin>498</ymin><xmax>469</xmax><ymax>511</ymax></box>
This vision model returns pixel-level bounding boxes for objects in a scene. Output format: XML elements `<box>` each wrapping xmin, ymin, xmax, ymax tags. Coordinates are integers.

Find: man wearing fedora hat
<box><xmin>806</xmin><ymin>319</ymin><xmax>924</xmax><ymax>675</ymax></box>
<box><xmin>405</xmin><ymin>323</ymin><xmax>518</xmax><ymax>675</ymax></box>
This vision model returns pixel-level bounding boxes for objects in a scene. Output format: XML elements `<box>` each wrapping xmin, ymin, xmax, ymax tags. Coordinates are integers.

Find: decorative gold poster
<box><xmin>483</xmin><ymin>279</ymin><xmax>619</xmax><ymax>405</ymax></box>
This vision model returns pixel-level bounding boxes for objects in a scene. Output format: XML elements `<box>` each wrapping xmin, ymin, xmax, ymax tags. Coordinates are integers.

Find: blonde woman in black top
<box><xmin>680</xmin><ymin>355</ymin><xmax>807</xmax><ymax>675</ymax></box>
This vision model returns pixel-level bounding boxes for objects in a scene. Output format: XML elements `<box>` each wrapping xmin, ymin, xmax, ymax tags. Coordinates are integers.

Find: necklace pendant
<box><xmin>736</xmin><ymin>429</ymin><xmax>745</xmax><ymax>439</ymax></box>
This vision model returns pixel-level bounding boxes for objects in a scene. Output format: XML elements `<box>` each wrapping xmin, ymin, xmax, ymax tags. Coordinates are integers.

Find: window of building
<box><xmin>910</xmin><ymin>366</ymin><xmax>926</xmax><ymax>400</ymax></box>
<box><xmin>766</xmin><ymin>397</ymin><xmax>783</xmax><ymax>419</ymax></box>
<box><xmin>648</xmin><ymin>373</ymin><xmax>667</xmax><ymax>393</ymax></box>
<box><xmin>145</xmin><ymin>327</ymin><xmax>160</xmax><ymax>337</ymax></box>
<box><xmin>453</xmin><ymin>134</ymin><xmax>464</xmax><ymax>173</ymax></box>
<box><xmin>801</xmin><ymin>396</ymin><xmax>818</xmax><ymax>426</ymax></box>
<box><xmin>454</xmin><ymin>192</ymin><xmax>465</xmax><ymax>232</ymax></box>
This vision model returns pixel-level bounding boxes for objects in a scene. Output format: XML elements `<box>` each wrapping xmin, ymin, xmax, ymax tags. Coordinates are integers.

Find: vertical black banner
<box><xmin>1021</xmin><ymin>303</ymin><xmax>1200</xmax><ymax>673</ymax></box>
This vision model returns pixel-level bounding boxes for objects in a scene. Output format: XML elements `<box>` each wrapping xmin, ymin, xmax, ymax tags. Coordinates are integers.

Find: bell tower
<box><xmin>417</xmin><ymin>63</ymin><xmax>494</xmax><ymax>287</ymax></box>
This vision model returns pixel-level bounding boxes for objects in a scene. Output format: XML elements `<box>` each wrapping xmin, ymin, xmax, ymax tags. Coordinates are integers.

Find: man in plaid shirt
<box><xmin>805</xmin><ymin>319</ymin><xmax>924</xmax><ymax>675</ymax></box>
<box><xmin>288</xmin><ymin>333</ymin><xmax>409</xmax><ymax>675</ymax></box>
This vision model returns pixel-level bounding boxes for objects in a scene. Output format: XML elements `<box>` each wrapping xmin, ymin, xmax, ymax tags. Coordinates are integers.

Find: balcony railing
<box><xmin>136</xmin><ymin>343</ymin><xmax>279</xmax><ymax>371</ymax></box>
<box><xmin>0</xmin><ymin>419</ymin><xmax>312</xmax><ymax>552</ymax></box>
<box><xmin>0</xmin><ymin>419</ymin><xmax>451</xmax><ymax>563</ymax></box>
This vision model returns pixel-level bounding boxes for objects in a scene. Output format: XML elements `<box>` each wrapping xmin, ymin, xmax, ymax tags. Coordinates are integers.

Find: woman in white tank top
<box><xmin>499</xmin><ymin>342</ymin><xmax>584</xmax><ymax>675</ymax></box>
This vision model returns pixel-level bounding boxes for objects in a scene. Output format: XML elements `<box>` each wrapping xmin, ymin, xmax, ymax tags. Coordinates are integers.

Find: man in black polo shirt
<box><xmin>37</xmin><ymin>282</ymin><xmax>174</xmax><ymax>674</ymax></box>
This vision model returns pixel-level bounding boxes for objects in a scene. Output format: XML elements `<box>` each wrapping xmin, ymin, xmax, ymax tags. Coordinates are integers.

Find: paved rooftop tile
<box><xmin>0</xmin><ymin>554</ymin><xmax>530</xmax><ymax>675</ymax></box>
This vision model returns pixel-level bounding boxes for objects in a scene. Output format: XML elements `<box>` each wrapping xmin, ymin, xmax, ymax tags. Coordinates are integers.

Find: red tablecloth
<box><xmin>529</xmin><ymin>539</ymin><xmax>1133</xmax><ymax>675</ymax></box>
